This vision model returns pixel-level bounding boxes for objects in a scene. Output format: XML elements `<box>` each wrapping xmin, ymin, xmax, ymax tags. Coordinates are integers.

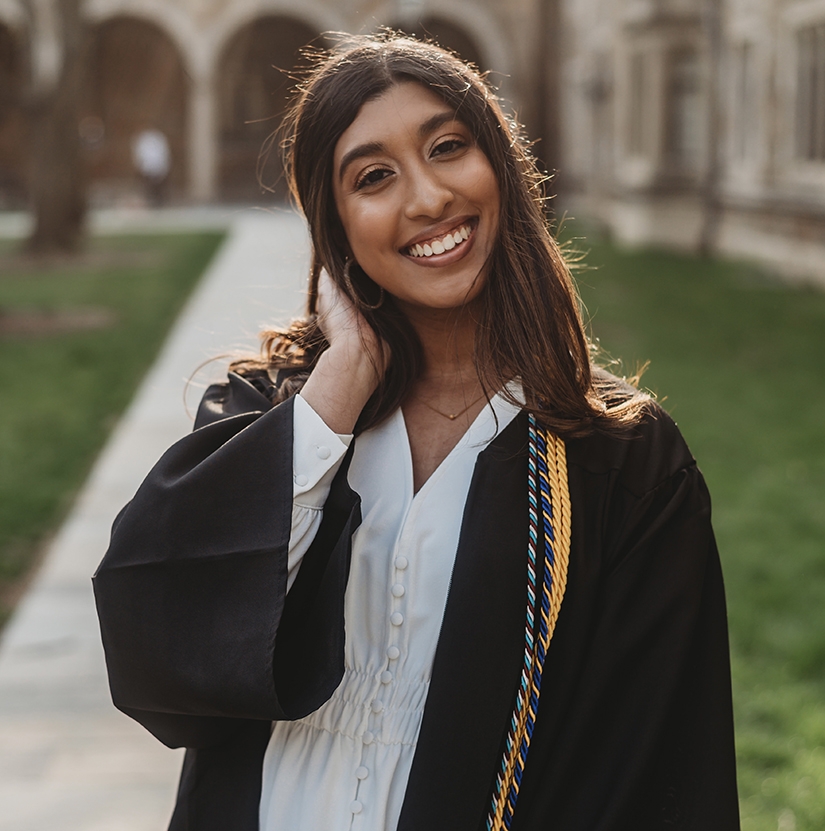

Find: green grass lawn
<box><xmin>1</xmin><ymin>222</ymin><xmax>822</xmax><ymax>826</ymax></box>
<box><xmin>566</xmin><ymin>226</ymin><xmax>825</xmax><ymax>831</ymax></box>
<box><xmin>0</xmin><ymin>231</ymin><xmax>224</xmax><ymax>625</ymax></box>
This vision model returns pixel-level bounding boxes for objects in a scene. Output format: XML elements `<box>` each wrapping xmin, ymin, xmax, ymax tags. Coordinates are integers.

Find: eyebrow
<box><xmin>337</xmin><ymin>110</ymin><xmax>459</xmax><ymax>182</ymax></box>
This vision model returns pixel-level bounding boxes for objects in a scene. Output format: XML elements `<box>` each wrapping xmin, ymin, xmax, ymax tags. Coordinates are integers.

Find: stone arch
<box><xmin>86</xmin><ymin>0</ymin><xmax>198</xmax><ymax>76</ymax></box>
<box><xmin>217</xmin><ymin>15</ymin><xmax>320</xmax><ymax>201</ymax></box>
<box><xmin>401</xmin><ymin>15</ymin><xmax>485</xmax><ymax>70</ymax></box>
<box><xmin>82</xmin><ymin>15</ymin><xmax>188</xmax><ymax>205</ymax></box>
<box><xmin>206</xmin><ymin>0</ymin><xmax>344</xmax><ymax>62</ymax></box>
<box><xmin>377</xmin><ymin>1</ymin><xmax>513</xmax><ymax>83</ymax></box>
<box><xmin>0</xmin><ymin>21</ymin><xmax>27</xmax><ymax>207</ymax></box>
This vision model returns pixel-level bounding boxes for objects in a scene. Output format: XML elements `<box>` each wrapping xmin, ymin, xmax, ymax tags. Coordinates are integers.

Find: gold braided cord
<box><xmin>545</xmin><ymin>432</ymin><xmax>571</xmax><ymax>629</ymax></box>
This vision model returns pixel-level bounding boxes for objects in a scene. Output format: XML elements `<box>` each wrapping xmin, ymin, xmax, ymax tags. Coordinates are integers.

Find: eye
<box><xmin>432</xmin><ymin>137</ymin><xmax>467</xmax><ymax>157</ymax></box>
<box><xmin>354</xmin><ymin>166</ymin><xmax>392</xmax><ymax>190</ymax></box>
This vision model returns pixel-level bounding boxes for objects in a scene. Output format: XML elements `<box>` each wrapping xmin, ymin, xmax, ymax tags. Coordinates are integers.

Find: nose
<box><xmin>403</xmin><ymin>163</ymin><xmax>453</xmax><ymax>220</ymax></box>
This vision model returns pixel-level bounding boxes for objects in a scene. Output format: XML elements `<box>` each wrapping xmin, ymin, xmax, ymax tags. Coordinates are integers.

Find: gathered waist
<box><xmin>298</xmin><ymin>667</ymin><xmax>430</xmax><ymax>747</ymax></box>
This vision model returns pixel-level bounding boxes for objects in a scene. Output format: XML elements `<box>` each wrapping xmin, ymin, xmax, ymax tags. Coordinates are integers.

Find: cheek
<box><xmin>334</xmin><ymin>190</ymin><xmax>385</xmax><ymax>261</ymax></box>
<box><xmin>465</xmin><ymin>157</ymin><xmax>500</xmax><ymax>211</ymax></box>
<box><xmin>472</xmin><ymin>164</ymin><xmax>500</xmax><ymax>243</ymax></box>
<box><xmin>343</xmin><ymin>205</ymin><xmax>398</xmax><ymax>262</ymax></box>
<box><xmin>482</xmin><ymin>170</ymin><xmax>501</xmax><ymax>208</ymax></box>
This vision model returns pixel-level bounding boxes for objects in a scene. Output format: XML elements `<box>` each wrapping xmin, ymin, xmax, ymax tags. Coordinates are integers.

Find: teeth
<box><xmin>408</xmin><ymin>225</ymin><xmax>472</xmax><ymax>257</ymax></box>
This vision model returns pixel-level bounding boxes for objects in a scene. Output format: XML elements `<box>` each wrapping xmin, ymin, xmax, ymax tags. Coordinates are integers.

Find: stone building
<box><xmin>2</xmin><ymin>0</ymin><xmax>824</xmax><ymax>283</ymax></box>
<box><xmin>557</xmin><ymin>0</ymin><xmax>825</xmax><ymax>283</ymax></box>
<box><xmin>0</xmin><ymin>0</ymin><xmax>551</xmax><ymax>206</ymax></box>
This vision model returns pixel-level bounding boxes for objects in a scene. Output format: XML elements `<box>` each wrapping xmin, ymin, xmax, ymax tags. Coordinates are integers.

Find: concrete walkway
<box><xmin>0</xmin><ymin>207</ymin><xmax>310</xmax><ymax>830</ymax></box>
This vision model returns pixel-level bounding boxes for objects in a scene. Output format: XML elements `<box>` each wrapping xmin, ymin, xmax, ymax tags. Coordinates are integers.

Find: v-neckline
<box><xmin>397</xmin><ymin>392</ymin><xmax>518</xmax><ymax>498</ymax></box>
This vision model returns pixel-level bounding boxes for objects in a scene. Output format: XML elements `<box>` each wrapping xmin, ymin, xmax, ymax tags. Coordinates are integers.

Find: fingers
<box><xmin>317</xmin><ymin>269</ymin><xmax>363</xmax><ymax>346</ymax></box>
<box><xmin>301</xmin><ymin>270</ymin><xmax>391</xmax><ymax>431</ymax></box>
<box><xmin>316</xmin><ymin>269</ymin><xmax>391</xmax><ymax>376</ymax></box>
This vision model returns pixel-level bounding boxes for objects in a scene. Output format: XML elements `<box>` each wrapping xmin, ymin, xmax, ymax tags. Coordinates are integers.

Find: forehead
<box><xmin>333</xmin><ymin>82</ymin><xmax>457</xmax><ymax>168</ymax></box>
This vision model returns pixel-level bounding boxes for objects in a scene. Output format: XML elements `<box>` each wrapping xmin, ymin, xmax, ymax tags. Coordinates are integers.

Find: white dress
<box><xmin>258</xmin><ymin>392</ymin><xmax>520</xmax><ymax>831</ymax></box>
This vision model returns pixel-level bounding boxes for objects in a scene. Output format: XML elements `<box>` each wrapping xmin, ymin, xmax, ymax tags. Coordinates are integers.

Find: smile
<box><xmin>406</xmin><ymin>223</ymin><xmax>473</xmax><ymax>258</ymax></box>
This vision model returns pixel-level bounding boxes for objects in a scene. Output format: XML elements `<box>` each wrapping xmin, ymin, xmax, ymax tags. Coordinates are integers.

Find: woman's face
<box><xmin>332</xmin><ymin>82</ymin><xmax>500</xmax><ymax>313</ymax></box>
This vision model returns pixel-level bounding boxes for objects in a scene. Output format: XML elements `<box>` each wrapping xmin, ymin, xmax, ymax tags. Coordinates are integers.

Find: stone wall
<box><xmin>557</xmin><ymin>0</ymin><xmax>825</xmax><ymax>285</ymax></box>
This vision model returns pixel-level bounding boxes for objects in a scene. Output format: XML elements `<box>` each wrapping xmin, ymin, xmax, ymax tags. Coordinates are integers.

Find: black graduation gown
<box><xmin>93</xmin><ymin>372</ymin><xmax>740</xmax><ymax>831</ymax></box>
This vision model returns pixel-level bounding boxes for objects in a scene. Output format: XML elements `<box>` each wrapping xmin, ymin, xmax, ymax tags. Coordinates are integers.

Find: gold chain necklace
<box><xmin>418</xmin><ymin>392</ymin><xmax>486</xmax><ymax>421</ymax></box>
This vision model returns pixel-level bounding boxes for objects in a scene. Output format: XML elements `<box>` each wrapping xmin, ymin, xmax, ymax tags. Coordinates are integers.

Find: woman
<box><xmin>94</xmin><ymin>33</ymin><xmax>740</xmax><ymax>831</ymax></box>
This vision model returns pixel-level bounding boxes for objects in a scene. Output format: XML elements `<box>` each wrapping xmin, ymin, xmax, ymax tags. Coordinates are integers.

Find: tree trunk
<box><xmin>25</xmin><ymin>0</ymin><xmax>88</xmax><ymax>255</ymax></box>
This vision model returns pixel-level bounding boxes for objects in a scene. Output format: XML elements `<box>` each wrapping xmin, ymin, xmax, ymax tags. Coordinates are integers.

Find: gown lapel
<box><xmin>397</xmin><ymin>411</ymin><xmax>530</xmax><ymax>831</ymax></box>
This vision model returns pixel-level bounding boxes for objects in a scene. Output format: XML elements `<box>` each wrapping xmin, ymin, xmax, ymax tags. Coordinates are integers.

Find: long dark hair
<box><xmin>234</xmin><ymin>32</ymin><xmax>646</xmax><ymax>436</ymax></box>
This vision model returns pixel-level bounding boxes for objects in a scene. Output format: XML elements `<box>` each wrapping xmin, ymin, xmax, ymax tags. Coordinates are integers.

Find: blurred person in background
<box><xmin>95</xmin><ymin>33</ymin><xmax>740</xmax><ymax>831</ymax></box>
<box><xmin>132</xmin><ymin>127</ymin><xmax>170</xmax><ymax>206</ymax></box>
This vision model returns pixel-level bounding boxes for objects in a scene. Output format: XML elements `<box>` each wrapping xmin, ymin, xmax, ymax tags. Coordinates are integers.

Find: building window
<box><xmin>665</xmin><ymin>48</ymin><xmax>702</xmax><ymax>171</ymax></box>
<box><xmin>796</xmin><ymin>22</ymin><xmax>825</xmax><ymax>162</ymax></box>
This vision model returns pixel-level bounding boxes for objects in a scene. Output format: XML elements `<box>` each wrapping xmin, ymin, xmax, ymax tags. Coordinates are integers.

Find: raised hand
<box><xmin>315</xmin><ymin>270</ymin><xmax>379</xmax><ymax>358</ymax></box>
<box><xmin>300</xmin><ymin>270</ymin><xmax>390</xmax><ymax>434</ymax></box>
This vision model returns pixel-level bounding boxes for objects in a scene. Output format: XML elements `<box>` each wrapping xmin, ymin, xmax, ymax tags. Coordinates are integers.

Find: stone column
<box><xmin>188</xmin><ymin>71</ymin><xmax>218</xmax><ymax>202</ymax></box>
<box><xmin>649</xmin><ymin>43</ymin><xmax>669</xmax><ymax>179</ymax></box>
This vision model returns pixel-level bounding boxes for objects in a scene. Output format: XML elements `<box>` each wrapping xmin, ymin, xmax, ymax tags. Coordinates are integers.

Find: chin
<box><xmin>404</xmin><ymin>282</ymin><xmax>486</xmax><ymax>313</ymax></box>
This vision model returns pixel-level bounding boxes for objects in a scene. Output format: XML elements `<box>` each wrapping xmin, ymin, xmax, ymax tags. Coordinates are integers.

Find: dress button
<box><xmin>380</xmin><ymin>670</ymin><xmax>393</xmax><ymax>684</ymax></box>
<box><xmin>391</xmin><ymin>583</ymin><xmax>405</xmax><ymax>598</ymax></box>
<box><xmin>350</xmin><ymin>800</ymin><xmax>363</xmax><ymax>814</ymax></box>
<box><xmin>356</xmin><ymin>765</ymin><xmax>369</xmax><ymax>780</ymax></box>
<box><xmin>294</xmin><ymin>473</ymin><xmax>308</xmax><ymax>487</ymax></box>
<box><xmin>395</xmin><ymin>556</ymin><xmax>409</xmax><ymax>570</ymax></box>
<box><xmin>370</xmin><ymin>699</ymin><xmax>384</xmax><ymax>713</ymax></box>
<box><xmin>362</xmin><ymin>731</ymin><xmax>374</xmax><ymax>745</ymax></box>
<box><xmin>386</xmin><ymin>646</ymin><xmax>400</xmax><ymax>660</ymax></box>
<box><xmin>316</xmin><ymin>445</ymin><xmax>331</xmax><ymax>459</ymax></box>
<box><xmin>390</xmin><ymin>612</ymin><xmax>404</xmax><ymax>626</ymax></box>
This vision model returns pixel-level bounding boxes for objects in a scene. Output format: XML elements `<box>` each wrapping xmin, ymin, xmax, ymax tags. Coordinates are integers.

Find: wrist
<box><xmin>300</xmin><ymin>343</ymin><xmax>383</xmax><ymax>434</ymax></box>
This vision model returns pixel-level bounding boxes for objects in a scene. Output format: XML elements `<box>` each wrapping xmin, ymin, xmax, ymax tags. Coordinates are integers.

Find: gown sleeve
<box><xmin>92</xmin><ymin>372</ymin><xmax>361</xmax><ymax>750</ymax></box>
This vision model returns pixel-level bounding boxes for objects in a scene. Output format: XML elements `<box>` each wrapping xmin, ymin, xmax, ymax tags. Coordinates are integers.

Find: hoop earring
<box><xmin>343</xmin><ymin>258</ymin><xmax>385</xmax><ymax>310</ymax></box>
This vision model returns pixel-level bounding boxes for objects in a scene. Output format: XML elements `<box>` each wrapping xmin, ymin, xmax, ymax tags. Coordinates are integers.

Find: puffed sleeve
<box><xmin>288</xmin><ymin>394</ymin><xmax>352</xmax><ymax>590</ymax></box>
<box><xmin>92</xmin><ymin>373</ymin><xmax>361</xmax><ymax>749</ymax></box>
